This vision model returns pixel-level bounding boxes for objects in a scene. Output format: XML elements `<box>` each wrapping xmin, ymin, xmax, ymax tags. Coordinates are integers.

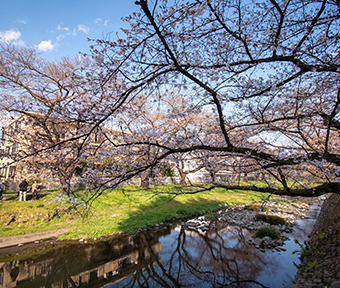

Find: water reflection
<box><xmin>0</xmin><ymin>212</ymin><xmax>318</xmax><ymax>288</ymax></box>
<box><xmin>0</xmin><ymin>232</ymin><xmax>164</xmax><ymax>288</ymax></box>
<box><xmin>111</xmin><ymin>227</ymin><xmax>275</xmax><ymax>288</ymax></box>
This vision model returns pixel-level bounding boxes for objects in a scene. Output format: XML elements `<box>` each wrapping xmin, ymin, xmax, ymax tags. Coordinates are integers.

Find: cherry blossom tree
<box><xmin>1</xmin><ymin>0</ymin><xmax>340</xmax><ymax>201</ymax></box>
<box><xmin>0</xmin><ymin>44</ymin><xmax>122</xmax><ymax>194</ymax></box>
<box><xmin>87</xmin><ymin>0</ymin><xmax>340</xmax><ymax>198</ymax></box>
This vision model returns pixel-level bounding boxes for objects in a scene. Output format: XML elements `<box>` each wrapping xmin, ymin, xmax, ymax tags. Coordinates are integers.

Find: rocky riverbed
<box><xmin>181</xmin><ymin>194</ymin><xmax>340</xmax><ymax>287</ymax></box>
<box><xmin>181</xmin><ymin>195</ymin><xmax>322</xmax><ymax>252</ymax></box>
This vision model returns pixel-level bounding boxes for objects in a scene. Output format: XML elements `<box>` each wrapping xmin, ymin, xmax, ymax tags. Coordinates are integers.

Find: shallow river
<box><xmin>0</xmin><ymin>203</ymin><xmax>320</xmax><ymax>288</ymax></box>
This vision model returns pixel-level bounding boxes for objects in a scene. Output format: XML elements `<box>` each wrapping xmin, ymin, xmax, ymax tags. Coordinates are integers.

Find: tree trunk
<box><xmin>140</xmin><ymin>172</ymin><xmax>149</xmax><ymax>190</ymax></box>
<box><xmin>59</xmin><ymin>174</ymin><xmax>72</xmax><ymax>196</ymax></box>
<box><xmin>180</xmin><ymin>172</ymin><xmax>187</xmax><ymax>186</ymax></box>
<box><xmin>210</xmin><ymin>171</ymin><xmax>216</xmax><ymax>182</ymax></box>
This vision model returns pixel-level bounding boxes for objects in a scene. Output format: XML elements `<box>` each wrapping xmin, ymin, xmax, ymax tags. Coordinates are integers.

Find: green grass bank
<box><xmin>0</xmin><ymin>185</ymin><xmax>269</xmax><ymax>239</ymax></box>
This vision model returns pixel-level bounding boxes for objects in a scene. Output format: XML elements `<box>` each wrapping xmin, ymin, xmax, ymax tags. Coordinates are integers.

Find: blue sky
<box><xmin>0</xmin><ymin>0</ymin><xmax>140</xmax><ymax>61</ymax></box>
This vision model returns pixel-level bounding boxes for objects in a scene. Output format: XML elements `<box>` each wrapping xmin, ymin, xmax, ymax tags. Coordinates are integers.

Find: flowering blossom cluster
<box><xmin>1</xmin><ymin>0</ymin><xmax>339</xmax><ymax>199</ymax></box>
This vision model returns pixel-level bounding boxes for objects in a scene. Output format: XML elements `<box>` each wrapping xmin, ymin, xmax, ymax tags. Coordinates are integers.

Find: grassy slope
<box><xmin>0</xmin><ymin>185</ymin><xmax>269</xmax><ymax>239</ymax></box>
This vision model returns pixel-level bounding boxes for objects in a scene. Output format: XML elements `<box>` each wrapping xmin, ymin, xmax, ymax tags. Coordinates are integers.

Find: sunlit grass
<box><xmin>0</xmin><ymin>185</ymin><xmax>269</xmax><ymax>239</ymax></box>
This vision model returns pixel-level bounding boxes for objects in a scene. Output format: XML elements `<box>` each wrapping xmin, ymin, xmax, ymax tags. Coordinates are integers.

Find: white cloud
<box><xmin>57</xmin><ymin>24</ymin><xmax>69</xmax><ymax>31</ymax></box>
<box><xmin>77</xmin><ymin>24</ymin><xmax>89</xmax><ymax>34</ymax></box>
<box><xmin>56</xmin><ymin>34</ymin><xmax>65</xmax><ymax>42</ymax></box>
<box><xmin>94</xmin><ymin>18</ymin><xmax>109</xmax><ymax>26</ymax></box>
<box><xmin>13</xmin><ymin>40</ymin><xmax>25</xmax><ymax>46</ymax></box>
<box><xmin>0</xmin><ymin>30</ymin><xmax>22</xmax><ymax>42</ymax></box>
<box><xmin>36</xmin><ymin>40</ymin><xmax>55</xmax><ymax>52</ymax></box>
<box><xmin>16</xmin><ymin>19</ymin><xmax>27</xmax><ymax>24</ymax></box>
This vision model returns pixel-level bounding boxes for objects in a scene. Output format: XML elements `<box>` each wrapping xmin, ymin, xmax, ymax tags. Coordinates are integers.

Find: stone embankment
<box><xmin>290</xmin><ymin>193</ymin><xmax>340</xmax><ymax>288</ymax></box>
<box><xmin>181</xmin><ymin>195</ymin><xmax>319</xmax><ymax>251</ymax></box>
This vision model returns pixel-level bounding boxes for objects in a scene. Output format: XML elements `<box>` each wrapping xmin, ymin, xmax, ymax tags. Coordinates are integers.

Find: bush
<box><xmin>293</xmin><ymin>240</ymin><xmax>312</xmax><ymax>259</ymax></box>
<box><xmin>255</xmin><ymin>227</ymin><xmax>279</xmax><ymax>239</ymax></box>
<box><xmin>244</xmin><ymin>203</ymin><xmax>269</xmax><ymax>212</ymax></box>
<box><xmin>255</xmin><ymin>214</ymin><xmax>285</xmax><ymax>225</ymax></box>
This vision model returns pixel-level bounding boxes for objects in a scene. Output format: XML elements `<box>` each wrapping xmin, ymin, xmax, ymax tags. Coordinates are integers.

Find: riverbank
<box><xmin>0</xmin><ymin>185</ymin><xmax>270</xmax><ymax>239</ymax></box>
<box><xmin>0</xmin><ymin>198</ymin><xmax>321</xmax><ymax>288</ymax></box>
<box><xmin>0</xmin><ymin>193</ymin><xmax>318</xmax><ymax>250</ymax></box>
<box><xmin>0</xmin><ymin>228</ymin><xmax>74</xmax><ymax>249</ymax></box>
<box><xmin>290</xmin><ymin>193</ymin><xmax>340</xmax><ymax>288</ymax></box>
<box><xmin>0</xmin><ymin>193</ymin><xmax>331</xmax><ymax>287</ymax></box>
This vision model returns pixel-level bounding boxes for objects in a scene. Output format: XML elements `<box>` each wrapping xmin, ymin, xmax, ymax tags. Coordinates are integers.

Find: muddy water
<box><xmin>0</xmin><ymin>204</ymin><xmax>320</xmax><ymax>288</ymax></box>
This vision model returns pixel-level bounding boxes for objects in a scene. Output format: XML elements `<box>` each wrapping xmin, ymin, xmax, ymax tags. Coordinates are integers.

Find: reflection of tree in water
<box><xmin>123</xmin><ymin>233</ymin><xmax>179</xmax><ymax>287</ymax></box>
<box><xmin>179</xmin><ymin>227</ymin><xmax>266</xmax><ymax>285</ymax></box>
<box><xmin>118</xmin><ymin>226</ymin><xmax>270</xmax><ymax>288</ymax></box>
<box><xmin>0</xmin><ymin>225</ymin><xmax>286</xmax><ymax>287</ymax></box>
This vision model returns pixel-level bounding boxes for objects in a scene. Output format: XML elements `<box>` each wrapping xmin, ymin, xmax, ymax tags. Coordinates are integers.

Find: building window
<box><xmin>12</xmin><ymin>142</ymin><xmax>18</xmax><ymax>154</ymax></box>
<box><xmin>2</xmin><ymin>167</ymin><xmax>8</xmax><ymax>179</ymax></box>
<box><xmin>9</xmin><ymin>166</ymin><xmax>16</xmax><ymax>178</ymax></box>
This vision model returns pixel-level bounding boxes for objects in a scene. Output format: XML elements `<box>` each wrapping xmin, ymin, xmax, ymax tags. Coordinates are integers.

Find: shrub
<box><xmin>244</xmin><ymin>203</ymin><xmax>261</xmax><ymax>210</ymax></box>
<box><xmin>244</xmin><ymin>203</ymin><xmax>269</xmax><ymax>212</ymax></box>
<box><xmin>291</xmin><ymin>199</ymin><xmax>301</xmax><ymax>204</ymax></box>
<box><xmin>255</xmin><ymin>214</ymin><xmax>285</xmax><ymax>225</ymax></box>
<box><xmin>204</xmin><ymin>212</ymin><xmax>216</xmax><ymax>218</ymax></box>
<box><xmin>255</xmin><ymin>227</ymin><xmax>279</xmax><ymax>239</ymax></box>
<box><xmin>293</xmin><ymin>240</ymin><xmax>312</xmax><ymax>259</ymax></box>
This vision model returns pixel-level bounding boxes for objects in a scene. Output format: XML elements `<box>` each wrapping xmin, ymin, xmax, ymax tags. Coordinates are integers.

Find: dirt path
<box><xmin>0</xmin><ymin>227</ymin><xmax>73</xmax><ymax>248</ymax></box>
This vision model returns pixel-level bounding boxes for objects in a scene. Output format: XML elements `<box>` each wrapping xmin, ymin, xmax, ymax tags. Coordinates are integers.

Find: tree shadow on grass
<box><xmin>116</xmin><ymin>196</ymin><xmax>223</xmax><ymax>233</ymax></box>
